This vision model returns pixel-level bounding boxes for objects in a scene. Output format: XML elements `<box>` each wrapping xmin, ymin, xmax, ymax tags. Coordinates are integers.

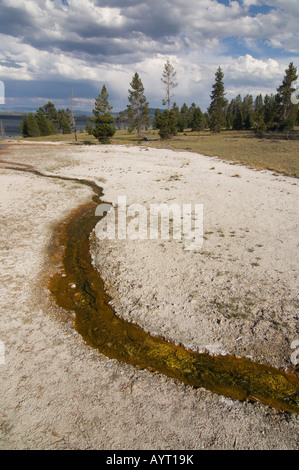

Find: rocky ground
<box><xmin>0</xmin><ymin>142</ymin><xmax>298</xmax><ymax>450</ymax></box>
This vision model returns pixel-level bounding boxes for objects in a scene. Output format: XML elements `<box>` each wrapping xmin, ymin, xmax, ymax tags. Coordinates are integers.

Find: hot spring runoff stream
<box><xmin>2</xmin><ymin>157</ymin><xmax>299</xmax><ymax>414</ymax></box>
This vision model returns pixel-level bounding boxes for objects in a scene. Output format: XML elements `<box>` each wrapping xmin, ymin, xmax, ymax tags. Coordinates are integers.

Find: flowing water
<box><xmin>48</xmin><ymin>193</ymin><xmax>299</xmax><ymax>415</ymax></box>
<box><xmin>2</xmin><ymin>155</ymin><xmax>299</xmax><ymax>414</ymax></box>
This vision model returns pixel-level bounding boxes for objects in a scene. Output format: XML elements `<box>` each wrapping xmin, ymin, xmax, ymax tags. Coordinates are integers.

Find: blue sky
<box><xmin>0</xmin><ymin>0</ymin><xmax>298</xmax><ymax>112</ymax></box>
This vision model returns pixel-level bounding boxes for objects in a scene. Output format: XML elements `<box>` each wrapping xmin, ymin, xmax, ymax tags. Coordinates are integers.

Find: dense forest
<box><xmin>21</xmin><ymin>61</ymin><xmax>299</xmax><ymax>142</ymax></box>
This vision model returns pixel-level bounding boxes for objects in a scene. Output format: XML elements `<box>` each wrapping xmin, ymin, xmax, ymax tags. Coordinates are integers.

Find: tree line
<box><xmin>20</xmin><ymin>61</ymin><xmax>299</xmax><ymax>141</ymax></box>
<box><xmin>88</xmin><ymin>61</ymin><xmax>298</xmax><ymax>143</ymax></box>
<box><xmin>20</xmin><ymin>101</ymin><xmax>75</xmax><ymax>138</ymax></box>
<box><xmin>226</xmin><ymin>62</ymin><xmax>299</xmax><ymax>134</ymax></box>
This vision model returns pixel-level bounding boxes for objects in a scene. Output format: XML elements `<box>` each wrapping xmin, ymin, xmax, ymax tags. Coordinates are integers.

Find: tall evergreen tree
<box><xmin>178</xmin><ymin>103</ymin><xmax>189</xmax><ymax>131</ymax></box>
<box><xmin>171</xmin><ymin>102</ymin><xmax>180</xmax><ymax>129</ymax></box>
<box><xmin>263</xmin><ymin>94</ymin><xmax>280</xmax><ymax>130</ymax></box>
<box><xmin>126</xmin><ymin>73</ymin><xmax>150</xmax><ymax>137</ymax></box>
<box><xmin>187</xmin><ymin>103</ymin><xmax>197</xmax><ymax>128</ymax></box>
<box><xmin>254</xmin><ymin>94</ymin><xmax>264</xmax><ymax>113</ymax></box>
<box><xmin>243</xmin><ymin>94</ymin><xmax>254</xmax><ymax>130</ymax></box>
<box><xmin>233</xmin><ymin>109</ymin><xmax>243</xmax><ymax>130</ymax></box>
<box><xmin>90</xmin><ymin>84</ymin><xmax>116</xmax><ymax>143</ymax></box>
<box><xmin>35</xmin><ymin>109</ymin><xmax>56</xmax><ymax>136</ymax></box>
<box><xmin>57</xmin><ymin>109</ymin><xmax>72</xmax><ymax>134</ymax></box>
<box><xmin>208</xmin><ymin>67</ymin><xmax>228</xmax><ymax>132</ymax></box>
<box><xmin>226</xmin><ymin>94</ymin><xmax>254</xmax><ymax>130</ymax></box>
<box><xmin>276</xmin><ymin>62</ymin><xmax>298</xmax><ymax>130</ymax></box>
<box><xmin>229</xmin><ymin>95</ymin><xmax>243</xmax><ymax>130</ymax></box>
<box><xmin>226</xmin><ymin>98</ymin><xmax>235</xmax><ymax>129</ymax></box>
<box><xmin>35</xmin><ymin>109</ymin><xmax>49</xmax><ymax>136</ymax></box>
<box><xmin>153</xmin><ymin>108</ymin><xmax>161</xmax><ymax>130</ymax></box>
<box><xmin>253</xmin><ymin>94</ymin><xmax>266</xmax><ymax>134</ymax></box>
<box><xmin>38</xmin><ymin>102</ymin><xmax>58</xmax><ymax>130</ymax></box>
<box><xmin>191</xmin><ymin>106</ymin><xmax>204</xmax><ymax>132</ymax></box>
<box><xmin>21</xmin><ymin>113</ymin><xmax>40</xmax><ymax>137</ymax></box>
<box><xmin>161</xmin><ymin>60</ymin><xmax>178</xmax><ymax>111</ymax></box>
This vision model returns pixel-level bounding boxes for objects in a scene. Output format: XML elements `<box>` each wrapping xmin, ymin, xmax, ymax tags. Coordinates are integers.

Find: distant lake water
<box><xmin>0</xmin><ymin>114</ymin><xmax>91</xmax><ymax>137</ymax></box>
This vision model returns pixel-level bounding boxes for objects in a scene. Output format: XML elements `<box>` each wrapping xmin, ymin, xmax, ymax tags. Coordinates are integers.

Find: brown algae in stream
<box><xmin>48</xmin><ymin>201</ymin><xmax>299</xmax><ymax>415</ymax></box>
<box><xmin>3</xmin><ymin>155</ymin><xmax>298</xmax><ymax>414</ymax></box>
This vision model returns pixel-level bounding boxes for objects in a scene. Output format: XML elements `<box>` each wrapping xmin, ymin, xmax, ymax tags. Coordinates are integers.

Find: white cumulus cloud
<box><xmin>0</xmin><ymin>0</ymin><xmax>298</xmax><ymax>110</ymax></box>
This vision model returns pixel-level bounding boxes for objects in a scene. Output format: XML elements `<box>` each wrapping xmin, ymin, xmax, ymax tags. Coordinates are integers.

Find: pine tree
<box><xmin>155</xmin><ymin>109</ymin><xmax>178</xmax><ymax>140</ymax></box>
<box><xmin>243</xmin><ymin>94</ymin><xmax>254</xmax><ymax>130</ymax></box>
<box><xmin>90</xmin><ymin>85</ymin><xmax>116</xmax><ymax>143</ymax></box>
<box><xmin>208</xmin><ymin>67</ymin><xmax>228</xmax><ymax>133</ymax></box>
<box><xmin>38</xmin><ymin>102</ymin><xmax>58</xmax><ymax>130</ymax></box>
<box><xmin>226</xmin><ymin>94</ymin><xmax>254</xmax><ymax>130</ymax></box>
<box><xmin>253</xmin><ymin>94</ymin><xmax>266</xmax><ymax>134</ymax></box>
<box><xmin>226</xmin><ymin>98</ymin><xmax>235</xmax><ymax>129</ymax></box>
<box><xmin>233</xmin><ymin>108</ymin><xmax>243</xmax><ymax>130</ymax></box>
<box><xmin>171</xmin><ymin>102</ymin><xmax>180</xmax><ymax>129</ymax></box>
<box><xmin>35</xmin><ymin>109</ymin><xmax>48</xmax><ymax>135</ymax></box>
<box><xmin>126</xmin><ymin>73</ymin><xmax>150</xmax><ymax>137</ymax></box>
<box><xmin>161</xmin><ymin>60</ymin><xmax>178</xmax><ymax>111</ymax></box>
<box><xmin>153</xmin><ymin>108</ymin><xmax>161</xmax><ymax>130</ymax></box>
<box><xmin>191</xmin><ymin>106</ymin><xmax>204</xmax><ymax>132</ymax></box>
<box><xmin>57</xmin><ymin>109</ymin><xmax>72</xmax><ymax>134</ymax></box>
<box><xmin>20</xmin><ymin>115</ymin><xmax>29</xmax><ymax>137</ymax></box>
<box><xmin>35</xmin><ymin>109</ymin><xmax>56</xmax><ymax>136</ymax></box>
<box><xmin>231</xmin><ymin>94</ymin><xmax>243</xmax><ymax>130</ymax></box>
<box><xmin>85</xmin><ymin>119</ymin><xmax>93</xmax><ymax>135</ymax></box>
<box><xmin>187</xmin><ymin>103</ymin><xmax>197</xmax><ymax>128</ymax></box>
<box><xmin>178</xmin><ymin>103</ymin><xmax>189</xmax><ymax>131</ymax></box>
<box><xmin>22</xmin><ymin>113</ymin><xmax>40</xmax><ymax>137</ymax></box>
<box><xmin>263</xmin><ymin>94</ymin><xmax>280</xmax><ymax>130</ymax></box>
<box><xmin>276</xmin><ymin>62</ymin><xmax>298</xmax><ymax>130</ymax></box>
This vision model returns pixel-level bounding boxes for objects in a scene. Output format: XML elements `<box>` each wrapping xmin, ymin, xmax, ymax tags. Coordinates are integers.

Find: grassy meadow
<box><xmin>17</xmin><ymin>128</ymin><xmax>299</xmax><ymax>179</ymax></box>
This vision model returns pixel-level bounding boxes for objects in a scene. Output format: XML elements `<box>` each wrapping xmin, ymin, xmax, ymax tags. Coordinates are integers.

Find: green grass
<box><xmin>17</xmin><ymin>132</ymin><xmax>98</xmax><ymax>144</ymax></box>
<box><xmin>144</xmin><ymin>129</ymin><xmax>299</xmax><ymax>179</ymax></box>
<box><xmin>17</xmin><ymin>128</ymin><xmax>299</xmax><ymax>178</ymax></box>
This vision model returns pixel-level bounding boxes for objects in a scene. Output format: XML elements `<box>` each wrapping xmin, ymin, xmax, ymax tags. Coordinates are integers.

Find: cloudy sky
<box><xmin>0</xmin><ymin>0</ymin><xmax>298</xmax><ymax>113</ymax></box>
